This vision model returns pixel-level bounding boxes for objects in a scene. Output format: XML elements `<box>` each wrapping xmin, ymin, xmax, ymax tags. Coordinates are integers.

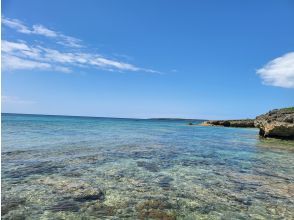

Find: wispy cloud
<box><xmin>2</xmin><ymin>95</ymin><xmax>35</xmax><ymax>104</ymax></box>
<box><xmin>2</xmin><ymin>16</ymin><xmax>159</xmax><ymax>74</ymax></box>
<box><xmin>2</xmin><ymin>54</ymin><xmax>71</xmax><ymax>73</ymax></box>
<box><xmin>2</xmin><ymin>17</ymin><xmax>32</xmax><ymax>34</ymax></box>
<box><xmin>2</xmin><ymin>40</ymin><xmax>71</xmax><ymax>72</ymax></box>
<box><xmin>1</xmin><ymin>40</ymin><xmax>157</xmax><ymax>73</ymax></box>
<box><xmin>2</xmin><ymin>17</ymin><xmax>82</xmax><ymax>48</ymax></box>
<box><xmin>257</xmin><ymin>52</ymin><xmax>294</xmax><ymax>89</ymax></box>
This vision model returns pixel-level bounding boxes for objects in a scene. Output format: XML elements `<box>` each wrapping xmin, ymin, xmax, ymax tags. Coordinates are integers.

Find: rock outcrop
<box><xmin>254</xmin><ymin>108</ymin><xmax>294</xmax><ymax>139</ymax></box>
<box><xmin>200</xmin><ymin>107</ymin><xmax>294</xmax><ymax>140</ymax></box>
<box><xmin>201</xmin><ymin>119</ymin><xmax>255</xmax><ymax>128</ymax></box>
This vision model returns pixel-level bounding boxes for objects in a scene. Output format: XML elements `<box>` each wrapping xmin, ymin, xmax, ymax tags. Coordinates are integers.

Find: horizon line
<box><xmin>1</xmin><ymin>112</ymin><xmax>206</xmax><ymax>121</ymax></box>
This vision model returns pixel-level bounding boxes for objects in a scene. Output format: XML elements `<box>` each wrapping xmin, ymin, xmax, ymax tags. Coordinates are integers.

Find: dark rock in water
<box><xmin>234</xmin><ymin>197</ymin><xmax>252</xmax><ymax>206</ymax></box>
<box><xmin>87</xmin><ymin>204</ymin><xmax>116</xmax><ymax>217</ymax></box>
<box><xmin>77</xmin><ymin>154</ymin><xmax>108</xmax><ymax>165</ymax></box>
<box><xmin>188</xmin><ymin>122</ymin><xmax>193</xmax><ymax>125</ymax></box>
<box><xmin>2</xmin><ymin>150</ymin><xmax>28</xmax><ymax>156</ymax></box>
<box><xmin>230</xmin><ymin>191</ymin><xmax>253</xmax><ymax>206</ymax></box>
<box><xmin>137</xmin><ymin>161</ymin><xmax>160</xmax><ymax>172</ymax></box>
<box><xmin>62</xmin><ymin>171</ymin><xmax>82</xmax><ymax>177</ymax></box>
<box><xmin>38</xmin><ymin>177</ymin><xmax>105</xmax><ymax>204</ymax></box>
<box><xmin>1</xmin><ymin>197</ymin><xmax>26</xmax><ymax>216</ymax></box>
<box><xmin>138</xmin><ymin>209</ymin><xmax>176</xmax><ymax>220</ymax></box>
<box><xmin>201</xmin><ymin>119</ymin><xmax>255</xmax><ymax>128</ymax></box>
<box><xmin>255</xmin><ymin>108</ymin><xmax>294</xmax><ymax>139</ymax></box>
<box><xmin>136</xmin><ymin>199</ymin><xmax>175</xmax><ymax>220</ymax></box>
<box><xmin>6</xmin><ymin>161</ymin><xmax>64</xmax><ymax>179</ymax></box>
<box><xmin>74</xmin><ymin>190</ymin><xmax>105</xmax><ymax>202</ymax></box>
<box><xmin>107</xmin><ymin>170</ymin><xmax>125</xmax><ymax>180</ymax></box>
<box><xmin>136</xmin><ymin>199</ymin><xmax>173</xmax><ymax>210</ymax></box>
<box><xmin>196</xmin><ymin>204</ymin><xmax>215</xmax><ymax>214</ymax></box>
<box><xmin>49</xmin><ymin>200</ymin><xmax>80</xmax><ymax>212</ymax></box>
<box><xmin>158</xmin><ymin>176</ymin><xmax>174</xmax><ymax>189</ymax></box>
<box><xmin>131</xmin><ymin>151</ymin><xmax>153</xmax><ymax>159</ymax></box>
<box><xmin>254</xmin><ymin>169</ymin><xmax>291</xmax><ymax>181</ymax></box>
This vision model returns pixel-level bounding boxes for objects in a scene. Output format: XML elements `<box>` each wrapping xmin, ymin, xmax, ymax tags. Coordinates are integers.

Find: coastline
<box><xmin>198</xmin><ymin>108</ymin><xmax>294</xmax><ymax>140</ymax></box>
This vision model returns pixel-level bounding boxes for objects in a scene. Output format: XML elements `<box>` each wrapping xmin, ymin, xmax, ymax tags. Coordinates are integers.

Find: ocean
<box><xmin>2</xmin><ymin>113</ymin><xmax>294</xmax><ymax>219</ymax></box>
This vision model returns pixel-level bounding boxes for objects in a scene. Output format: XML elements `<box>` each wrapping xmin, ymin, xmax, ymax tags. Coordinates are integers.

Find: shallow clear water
<box><xmin>2</xmin><ymin>113</ymin><xmax>294</xmax><ymax>219</ymax></box>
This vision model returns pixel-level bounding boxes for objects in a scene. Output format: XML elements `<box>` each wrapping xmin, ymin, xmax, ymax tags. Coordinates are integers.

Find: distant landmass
<box><xmin>148</xmin><ymin>118</ymin><xmax>205</xmax><ymax>121</ymax></box>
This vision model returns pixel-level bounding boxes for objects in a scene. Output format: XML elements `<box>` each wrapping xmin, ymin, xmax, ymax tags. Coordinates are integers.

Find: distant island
<box><xmin>199</xmin><ymin>107</ymin><xmax>294</xmax><ymax>140</ymax></box>
<box><xmin>148</xmin><ymin>118</ymin><xmax>205</xmax><ymax>121</ymax></box>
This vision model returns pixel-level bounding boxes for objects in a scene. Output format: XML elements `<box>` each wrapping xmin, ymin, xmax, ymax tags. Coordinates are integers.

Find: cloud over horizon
<box><xmin>257</xmin><ymin>52</ymin><xmax>294</xmax><ymax>89</ymax></box>
<box><xmin>2</xmin><ymin>16</ymin><xmax>158</xmax><ymax>74</ymax></box>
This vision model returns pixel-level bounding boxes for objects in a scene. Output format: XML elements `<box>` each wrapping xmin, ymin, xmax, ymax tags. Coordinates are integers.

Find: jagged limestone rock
<box><xmin>255</xmin><ymin>108</ymin><xmax>294</xmax><ymax>139</ymax></box>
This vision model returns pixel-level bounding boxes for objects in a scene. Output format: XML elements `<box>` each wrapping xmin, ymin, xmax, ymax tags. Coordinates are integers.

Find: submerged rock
<box><xmin>138</xmin><ymin>209</ymin><xmax>176</xmax><ymax>220</ymax></box>
<box><xmin>136</xmin><ymin>199</ymin><xmax>175</xmax><ymax>220</ymax></box>
<box><xmin>49</xmin><ymin>200</ymin><xmax>80</xmax><ymax>212</ymax></box>
<box><xmin>37</xmin><ymin>177</ymin><xmax>105</xmax><ymax>202</ymax></box>
<box><xmin>196</xmin><ymin>204</ymin><xmax>216</xmax><ymax>214</ymax></box>
<box><xmin>201</xmin><ymin>119</ymin><xmax>255</xmax><ymax>128</ymax></box>
<box><xmin>137</xmin><ymin>161</ymin><xmax>160</xmax><ymax>172</ymax></box>
<box><xmin>136</xmin><ymin>199</ymin><xmax>173</xmax><ymax>210</ymax></box>
<box><xmin>74</xmin><ymin>189</ymin><xmax>105</xmax><ymax>202</ymax></box>
<box><xmin>1</xmin><ymin>197</ymin><xmax>26</xmax><ymax>216</ymax></box>
<box><xmin>5</xmin><ymin>161</ymin><xmax>64</xmax><ymax>179</ymax></box>
<box><xmin>255</xmin><ymin>108</ymin><xmax>294</xmax><ymax>139</ymax></box>
<box><xmin>158</xmin><ymin>176</ymin><xmax>174</xmax><ymax>190</ymax></box>
<box><xmin>87</xmin><ymin>203</ymin><xmax>116</xmax><ymax>217</ymax></box>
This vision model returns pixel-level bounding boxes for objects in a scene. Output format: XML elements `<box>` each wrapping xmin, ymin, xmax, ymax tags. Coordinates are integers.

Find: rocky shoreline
<box><xmin>199</xmin><ymin>108</ymin><xmax>294</xmax><ymax>140</ymax></box>
<box><xmin>201</xmin><ymin>119</ymin><xmax>255</xmax><ymax>128</ymax></box>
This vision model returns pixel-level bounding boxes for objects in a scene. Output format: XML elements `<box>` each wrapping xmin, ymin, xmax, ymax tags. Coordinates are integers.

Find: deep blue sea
<box><xmin>2</xmin><ymin>113</ymin><xmax>294</xmax><ymax>219</ymax></box>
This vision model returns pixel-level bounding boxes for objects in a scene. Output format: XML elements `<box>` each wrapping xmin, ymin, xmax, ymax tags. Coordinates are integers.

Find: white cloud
<box><xmin>2</xmin><ymin>17</ymin><xmax>83</xmax><ymax>48</ymax></box>
<box><xmin>32</xmin><ymin>24</ymin><xmax>58</xmax><ymax>37</ymax></box>
<box><xmin>2</xmin><ymin>40</ymin><xmax>30</xmax><ymax>52</ymax></box>
<box><xmin>2</xmin><ymin>40</ymin><xmax>157</xmax><ymax>73</ymax></box>
<box><xmin>2</xmin><ymin>17</ymin><xmax>31</xmax><ymax>34</ymax></box>
<box><xmin>2</xmin><ymin>95</ymin><xmax>35</xmax><ymax>104</ymax></box>
<box><xmin>2</xmin><ymin>40</ymin><xmax>41</xmax><ymax>58</ymax></box>
<box><xmin>2</xmin><ymin>54</ymin><xmax>50</xmax><ymax>70</ymax></box>
<box><xmin>2</xmin><ymin>17</ymin><xmax>159</xmax><ymax>74</ymax></box>
<box><xmin>1</xmin><ymin>40</ymin><xmax>71</xmax><ymax>73</ymax></box>
<box><xmin>2</xmin><ymin>54</ymin><xmax>71</xmax><ymax>73</ymax></box>
<box><xmin>57</xmin><ymin>35</ymin><xmax>83</xmax><ymax>48</ymax></box>
<box><xmin>257</xmin><ymin>52</ymin><xmax>294</xmax><ymax>89</ymax></box>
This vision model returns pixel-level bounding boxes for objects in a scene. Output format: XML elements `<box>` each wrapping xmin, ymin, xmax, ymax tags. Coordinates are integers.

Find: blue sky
<box><xmin>2</xmin><ymin>0</ymin><xmax>294</xmax><ymax>119</ymax></box>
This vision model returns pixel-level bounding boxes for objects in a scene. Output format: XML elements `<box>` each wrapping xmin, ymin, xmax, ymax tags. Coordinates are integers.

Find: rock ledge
<box><xmin>200</xmin><ymin>107</ymin><xmax>294</xmax><ymax>140</ymax></box>
<box><xmin>254</xmin><ymin>108</ymin><xmax>294</xmax><ymax>139</ymax></box>
<box><xmin>201</xmin><ymin>119</ymin><xmax>254</xmax><ymax>128</ymax></box>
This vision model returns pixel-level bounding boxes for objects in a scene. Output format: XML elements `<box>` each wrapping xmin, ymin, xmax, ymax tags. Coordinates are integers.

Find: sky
<box><xmin>1</xmin><ymin>0</ymin><xmax>294</xmax><ymax>119</ymax></box>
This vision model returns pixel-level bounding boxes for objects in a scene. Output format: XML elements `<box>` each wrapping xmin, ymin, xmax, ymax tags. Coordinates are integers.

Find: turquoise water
<box><xmin>2</xmin><ymin>113</ymin><xmax>294</xmax><ymax>219</ymax></box>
